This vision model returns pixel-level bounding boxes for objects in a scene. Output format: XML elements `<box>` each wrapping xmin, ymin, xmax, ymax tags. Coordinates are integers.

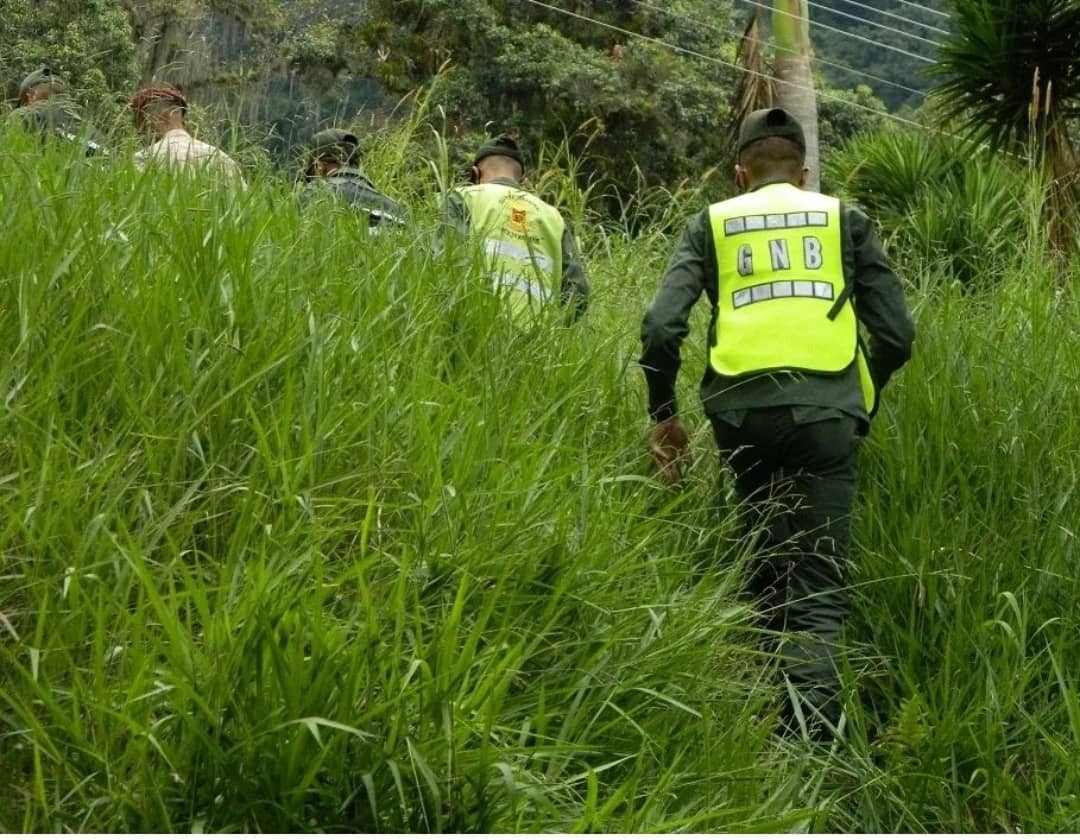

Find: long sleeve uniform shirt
<box><xmin>640</xmin><ymin>192</ymin><xmax>915</xmax><ymax>427</ymax></box>
<box><xmin>10</xmin><ymin>97</ymin><xmax>106</xmax><ymax>156</ymax></box>
<box><xmin>300</xmin><ymin>167</ymin><xmax>410</xmax><ymax>230</ymax></box>
<box><xmin>135</xmin><ymin>128</ymin><xmax>244</xmax><ymax>180</ymax></box>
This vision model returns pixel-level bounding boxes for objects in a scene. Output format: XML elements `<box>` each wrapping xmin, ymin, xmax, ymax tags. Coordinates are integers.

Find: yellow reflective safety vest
<box><xmin>707</xmin><ymin>182</ymin><xmax>877</xmax><ymax>414</ymax></box>
<box><xmin>457</xmin><ymin>182</ymin><xmax>565</xmax><ymax>314</ymax></box>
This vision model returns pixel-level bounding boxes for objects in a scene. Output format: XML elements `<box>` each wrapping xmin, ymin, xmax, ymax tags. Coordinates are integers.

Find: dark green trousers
<box><xmin>711</xmin><ymin>406</ymin><xmax>859</xmax><ymax>734</ymax></box>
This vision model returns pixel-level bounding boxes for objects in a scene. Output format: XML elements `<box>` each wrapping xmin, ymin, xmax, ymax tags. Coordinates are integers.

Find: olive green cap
<box><xmin>473</xmin><ymin>134</ymin><xmax>524</xmax><ymax>169</ymax></box>
<box><xmin>737</xmin><ymin>107</ymin><xmax>806</xmax><ymax>153</ymax></box>
<box><xmin>309</xmin><ymin>128</ymin><xmax>360</xmax><ymax>164</ymax></box>
<box><xmin>19</xmin><ymin>66</ymin><xmax>65</xmax><ymax>99</ymax></box>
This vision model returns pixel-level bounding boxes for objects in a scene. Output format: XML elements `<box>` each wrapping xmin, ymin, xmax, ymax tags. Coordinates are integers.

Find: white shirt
<box><xmin>135</xmin><ymin>128</ymin><xmax>243</xmax><ymax>179</ymax></box>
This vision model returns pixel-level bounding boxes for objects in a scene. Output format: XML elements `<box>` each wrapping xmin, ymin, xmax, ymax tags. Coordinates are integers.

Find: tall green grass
<box><xmin>829</xmin><ymin>253</ymin><xmax>1080</xmax><ymax>831</ymax></box>
<box><xmin>0</xmin><ymin>127</ymin><xmax>1077</xmax><ymax>832</ymax></box>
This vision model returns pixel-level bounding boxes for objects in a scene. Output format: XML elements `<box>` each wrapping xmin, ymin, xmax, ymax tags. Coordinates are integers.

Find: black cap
<box><xmin>473</xmin><ymin>134</ymin><xmax>524</xmax><ymax>170</ymax></box>
<box><xmin>737</xmin><ymin>107</ymin><xmax>806</xmax><ymax>153</ymax></box>
<box><xmin>309</xmin><ymin>128</ymin><xmax>360</xmax><ymax>164</ymax></box>
<box><xmin>19</xmin><ymin>66</ymin><xmax>64</xmax><ymax>99</ymax></box>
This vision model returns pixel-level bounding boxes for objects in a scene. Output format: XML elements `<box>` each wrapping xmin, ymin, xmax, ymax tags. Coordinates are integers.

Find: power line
<box><xmin>827</xmin><ymin>0</ymin><xmax>950</xmax><ymax>36</ymax></box>
<box><xmin>892</xmin><ymin>0</ymin><xmax>951</xmax><ymax>20</ymax></box>
<box><xmin>736</xmin><ymin>0</ymin><xmax>936</xmax><ymax>63</ymax></box>
<box><xmin>516</xmin><ymin>0</ymin><xmax>936</xmax><ymax>133</ymax></box>
<box><xmin>804</xmin><ymin>0</ymin><xmax>945</xmax><ymax>47</ymax></box>
<box><xmin>631</xmin><ymin>0</ymin><xmax>927</xmax><ymax>99</ymax></box>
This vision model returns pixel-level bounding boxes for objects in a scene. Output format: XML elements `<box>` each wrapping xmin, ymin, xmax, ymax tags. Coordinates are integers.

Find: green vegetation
<box><xmin>3</xmin><ymin>0</ymin><xmax>901</xmax><ymax>202</ymax></box>
<box><xmin>929</xmin><ymin>0</ymin><xmax>1080</xmax><ymax>250</ymax></box>
<box><xmin>825</xmin><ymin>129</ymin><xmax>1028</xmax><ymax>282</ymax></box>
<box><xmin>1</xmin><ymin>112</ymin><xmax>1079</xmax><ymax>832</ymax></box>
<box><xmin>930</xmin><ymin>0</ymin><xmax>1080</xmax><ymax>171</ymax></box>
<box><xmin>0</xmin><ymin>0</ymin><xmax>137</xmax><ymax>102</ymax></box>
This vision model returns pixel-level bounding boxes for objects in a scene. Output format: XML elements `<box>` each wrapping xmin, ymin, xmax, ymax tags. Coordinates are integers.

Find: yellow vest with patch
<box><xmin>708</xmin><ymin>182</ymin><xmax>877</xmax><ymax>414</ymax></box>
<box><xmin>458</xmin><ymin>182</ymin><xmax>564</xmax><ymax>314</ymax></box>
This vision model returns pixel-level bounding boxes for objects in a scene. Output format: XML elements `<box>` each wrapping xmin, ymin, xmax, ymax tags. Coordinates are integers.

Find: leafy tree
<box><xmin>0</xmin><ymin>0</ymin><xmax>138</xmax><ymax>105</ymax></box>
<box><xmin>356</xmin><ymin>0</ymin><xmax>740</xmax><ymax>204</ymax></box>
<box><xmin>816</xmin><ymin>82</ymin><xmax>886</xmax><ymax>164</ymax></box>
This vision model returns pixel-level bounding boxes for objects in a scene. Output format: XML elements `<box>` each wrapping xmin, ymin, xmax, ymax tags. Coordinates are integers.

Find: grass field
<box><xmin>0</xmin><ymin>131</ymin><xmax>1078</xmax><ymax>832</ymax></box>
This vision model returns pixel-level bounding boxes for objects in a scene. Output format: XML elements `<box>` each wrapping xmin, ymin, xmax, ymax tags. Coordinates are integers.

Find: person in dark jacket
<box><xmin>299</xmin><ymin>128</ymin><xmax>408</xmax><ymax>231</ymax></box>
<box><xmin>10</xmin><ymin>66</ymin><xmax>105</xmax><ymax>156</ymax></box>
<box><xmin>639</xmin><ymin>107</ymin><xmax>915</xmax><ymax>738</ymax></box>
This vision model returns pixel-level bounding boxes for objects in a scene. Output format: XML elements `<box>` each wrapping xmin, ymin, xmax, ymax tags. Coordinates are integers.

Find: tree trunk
<box><xmin>772</xmin><ymin>0</ymin><xmax>819</xmax><ymax>191</ymax></box>
<box><xmin>1046</xmin><ymin>118</ymin><xmax>1079</xmax><ymax>256</ymax></box>
<box><xmin>125</xmin><ymin>1</ymin><xmax>203</xmax><ymax>85</ymax></box>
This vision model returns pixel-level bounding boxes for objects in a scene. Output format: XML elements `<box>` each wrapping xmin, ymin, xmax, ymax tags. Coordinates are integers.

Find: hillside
<box><xmin>807</xmin><ymin>0</ymin><xmax>950</xmax><ymax>111</ymax></box>
<box><xmin>728</xmin><ymin>0</ymin><xmax>949</xmax><ymax>112</ymax></box>
<box><xmin>4</xmin><ymin>0</ymin><xmax>893</xmax><ymax>191</ymax></box>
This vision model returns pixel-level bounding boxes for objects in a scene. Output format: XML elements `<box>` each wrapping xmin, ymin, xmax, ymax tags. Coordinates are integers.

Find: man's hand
<box><xmin>649</xmin><ymin>416</ymin><xmax>690</xmax><ymax>485</ymax></box>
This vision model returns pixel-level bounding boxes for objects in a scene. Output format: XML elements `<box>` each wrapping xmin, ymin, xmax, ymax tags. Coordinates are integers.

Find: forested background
<box><xmin>0</xmin><ymin>0</ymin><xmax>947</xmax><ymax>192</ymax></box>
<box><xmin>812</xmin><ymin>0</ymin><xmax>948</xmax><ymax>111</ymax></box>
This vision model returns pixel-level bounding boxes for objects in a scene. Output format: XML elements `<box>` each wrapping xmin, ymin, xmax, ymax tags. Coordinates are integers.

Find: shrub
<box><xmin>825</xmin><ymin>130</ymin><xmax>1028</xmax><ymax>285</ymax></box>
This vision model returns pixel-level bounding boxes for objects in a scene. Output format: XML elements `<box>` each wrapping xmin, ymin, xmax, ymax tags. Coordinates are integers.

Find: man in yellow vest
<box><xmin>639</xmin><ymin>108</ymin><xmax>915</xmax><ymax>737</ymax></box>
<box><xmin>447</xmin><ymin>135</ymin><xmax>588</xmax><ymax>319</ymax></box>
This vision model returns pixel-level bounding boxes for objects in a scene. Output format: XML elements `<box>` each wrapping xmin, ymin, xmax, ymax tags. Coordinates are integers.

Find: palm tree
<box><xmin>730</xmin><ymin>10</ymin><xmax>774</xmax><ymax>137</ymax></box>
<box><xmin>772</xmin><ymin>0</ymin><xmax>819</xmax><ymax>190</ymax></box>
<box><xmin>729</xmin><ymin>2</ymin><xmax>820</xmax><ymax>189</ymax></box>
<box><xmin>929</xmin><ymin>0</ymin><xmax>1080</xmax><ymax>235</ymax></box>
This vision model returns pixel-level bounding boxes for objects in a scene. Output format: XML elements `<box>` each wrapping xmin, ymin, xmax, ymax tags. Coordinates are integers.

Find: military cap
<box><xmin>19</xmin><ymin>66</ymin><xmax>65</xmax><ymax>100</ymax></box>
<box><xmin>309</xmin><ymin>128</ymin><xmax>360</xmax><ymax>164</ymax></box>
<box><xmin>473</xmin><ymin>134</ymin><xmax>524</xmax><ymax>169</ymax></box>
<box><xmin>738</xmin><ymin>107</ymin><xmax>806</xmax><ymax>153</ymax></box>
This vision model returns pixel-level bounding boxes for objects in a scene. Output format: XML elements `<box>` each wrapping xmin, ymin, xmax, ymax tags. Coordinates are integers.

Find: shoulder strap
<box><xmin>826</xmin><ymin>201</ymin><xmax>853</xmax><ymax>321</ymax></box>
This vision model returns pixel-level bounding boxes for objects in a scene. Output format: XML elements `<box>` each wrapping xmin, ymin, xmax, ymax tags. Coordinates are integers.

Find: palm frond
<box><xmin>728</xmin><ymin>10</ymin><xmax>774</xmax><ymax>151</ymax></box>
<box><xmin>929</xmin><ymin>0</ymin><xmax>1080</xmax><ymax>153</ymax></box>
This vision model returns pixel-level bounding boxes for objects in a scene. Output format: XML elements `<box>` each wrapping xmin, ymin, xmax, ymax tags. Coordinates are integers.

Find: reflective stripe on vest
<box><xmin>458</xmin><ymin>183</ymin><xmax>564</xmax><ymax>304</ymax></box>
<box><xmin>708</xmin><ymin>182</ymin><xmax>857</xmax><ymax>373</ymax></box>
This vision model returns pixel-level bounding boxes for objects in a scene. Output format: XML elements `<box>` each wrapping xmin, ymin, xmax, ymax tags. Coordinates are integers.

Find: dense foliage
<box><xmin>930</xmin><ymin>0</ymin><xmax>1080</xmax><ymax>152</ymax></box>
<box><xmin>355</xmin><ymin>0</ymin><xmax>742</xmax><ymax>200</ymax></box>
<box><xmin>929</xmin><ymin>0</ymin><xmax>1080</xmax><ymax>216</ymax></box>
<box><xmin>1</xmin><ymin>0</ymin><xmax>897</xmax><ymax>207</ymax></box>
<box><xmin>0</xmin><ymin>0</ymin><xmax>138</xmax><ymax>102</ymax></box>
<box><xmin>825</xmin><ymin>129</ymin><xmax>1028</xmax><ymax>282</ymax></box>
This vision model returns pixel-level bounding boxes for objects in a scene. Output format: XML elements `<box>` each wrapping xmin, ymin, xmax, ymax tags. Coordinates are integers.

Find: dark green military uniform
<box><xmin>443</xmin><ymin>134</ymin><xmax>588</xmax><ymax>319</ymax></box>
<box><xmin>640</xmin><ymin>202</ymin><xmax>914</xmax><ymax>424</ymax></box>
<box><xmin>302</xmin><ymin>167</ymin><xmax>409</xmax><ymax>230</ymax></box>
<box><xmin>300</xmin><ymin>128</ymin><xmax>408</xmax><ymax>230</ymax></box>
<box><xmin>10</xmin><ymin>67</ymin><xmax>105</xmax><ymax>157</ymax></box>
<box><xmin>640</xmin><ymin>109</ymin><xmax>915</xmax><ymax>735</ymax></box>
